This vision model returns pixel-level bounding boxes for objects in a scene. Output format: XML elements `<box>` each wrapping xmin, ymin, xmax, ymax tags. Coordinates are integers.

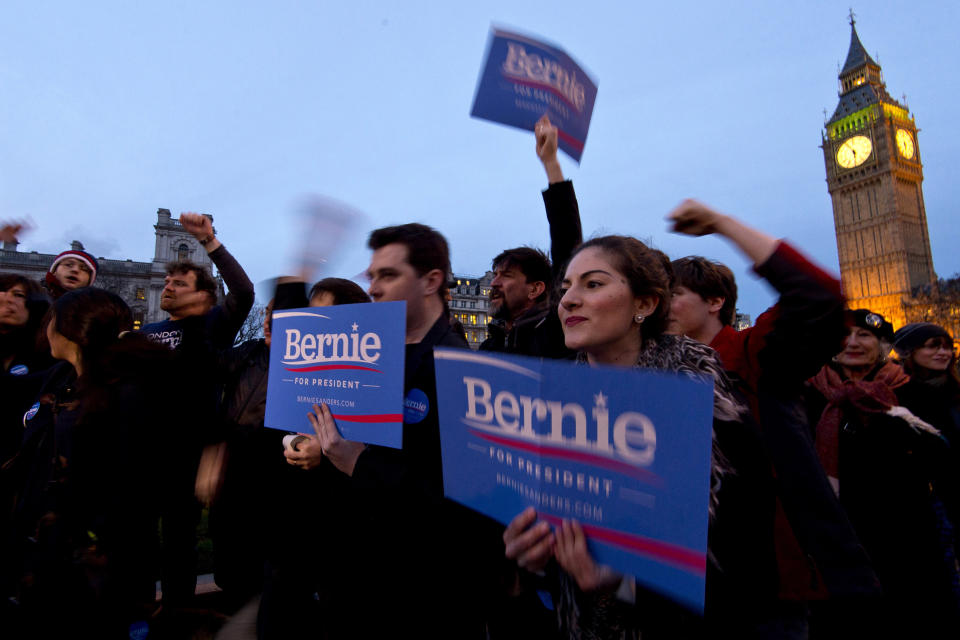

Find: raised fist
<box><xmin>667</xmin><ymin>199</ymin><xmax>726</xmax><ymax>237</ymax></box>
<box><xmin>535</xmin><ymin>114</ymin><xmax>558</xmax><ymax>164</ymax></box>
<box><xmin>179</xmin><ymin>212</ymin><xmax>214</xmax><ymax>240</ymax></box>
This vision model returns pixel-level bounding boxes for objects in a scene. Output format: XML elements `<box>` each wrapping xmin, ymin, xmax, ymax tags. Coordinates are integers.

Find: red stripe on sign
<box><xmin>555</xmin><ymin>128</ymin><xmax>585</xmax><ymax>151</ymax></box>
<box><xmin>469</xmin><ymin>429</ymin><xmax>662</xmax><ymax>487</ymax></box>
<box><xmin>332</xmin><ymin>413</ymin><xmax>403</xmax><ymax>424</ymax></box>
<box><xmin>284</xmin><ymin>365</ymin><xmax>380</xmax><ymax>373</ymax></box>
<box><xmin>540</xmin><ymin>514</ymin><xmax>706</xmax><ymax>576</ymax></box>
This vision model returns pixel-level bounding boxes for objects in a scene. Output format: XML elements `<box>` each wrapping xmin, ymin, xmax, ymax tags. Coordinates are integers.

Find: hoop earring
<box><xmin>634</xmin><ymin>314</ymin><xmax>645</xmax><ymax>324</ymax></box>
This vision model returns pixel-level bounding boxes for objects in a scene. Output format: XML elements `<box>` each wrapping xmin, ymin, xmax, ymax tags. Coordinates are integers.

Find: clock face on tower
<box><xmin>896</xmin><ymin>128</ymin><xmax>915</xmax><ymax>159</ymax></box>
<box><xmin>836</xmin><ymin>135</ymin><xmax>873</xmax><ymax>168</ymax></box>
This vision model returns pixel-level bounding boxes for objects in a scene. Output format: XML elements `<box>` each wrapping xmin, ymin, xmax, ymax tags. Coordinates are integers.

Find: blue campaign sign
<box><xmin>265</xmin><ymin>301</ymin><xmax>406</xmax><ymax>449</ymax></box>
<box><xmin>434</xmin><ymin>348</ymin><xmax>714</xmax><ymax>610</ymax></box>
<box><xmin>470</xmin><ymin>27</ymin><xmax>598</xmax><ymax>163</ymax></box>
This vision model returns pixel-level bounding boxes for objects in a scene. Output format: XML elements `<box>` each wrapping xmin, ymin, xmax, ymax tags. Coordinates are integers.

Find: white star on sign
<box><xmin>351</xmin><ymin>322</ymin><xmax>359</xmax><ymax>332</ymax></box>
<box><xmin>594</xmin><ymin>392</ymin><xmax>607</xmax><ymax>408</ymax></box>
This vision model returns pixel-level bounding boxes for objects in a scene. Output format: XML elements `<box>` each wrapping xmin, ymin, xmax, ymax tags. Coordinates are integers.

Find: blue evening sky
<box><xmin>2</xmin><ymin>0</ymin><xmax>957</xmax><ymax>319</ymax></box>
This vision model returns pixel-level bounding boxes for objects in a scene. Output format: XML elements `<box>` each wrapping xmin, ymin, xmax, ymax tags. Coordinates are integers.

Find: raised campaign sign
<box><xmin>434</xmin><ymin>349</ymin><xmax>714</xmax><ymax>610</ymax></box>
<box><xmin>470</xmin><ymin>27</ymin><xmax>598</xmax><ymax>162</ymax></box>
<box><xmin>265</xmin><ymin>301</ymin><xmax>406</xmax><ymax>449</ymax></box>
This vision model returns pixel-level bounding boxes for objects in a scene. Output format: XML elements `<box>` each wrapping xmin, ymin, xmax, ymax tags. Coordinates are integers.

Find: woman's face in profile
<box><xmin>910</xmin><ymin>337</ymin><xmax>953</xmax><ymax>372</ymax></box>
<box><xmin>558</xmin><ymin>247</ymin><xmax>640</xmax><ymax>355</ymax></box>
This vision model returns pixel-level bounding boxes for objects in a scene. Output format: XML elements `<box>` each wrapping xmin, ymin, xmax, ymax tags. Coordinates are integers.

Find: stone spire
<box><xmin>840</xmin><ymin>10</ymin><xmax>879</xmax><ymax>77</ymax></box>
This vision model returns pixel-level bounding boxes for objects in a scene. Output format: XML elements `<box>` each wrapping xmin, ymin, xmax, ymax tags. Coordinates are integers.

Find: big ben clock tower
<box><xmin>822</xmin><ymin>12</ymin><xmax>935</xmax><ymax>328</ymax></box>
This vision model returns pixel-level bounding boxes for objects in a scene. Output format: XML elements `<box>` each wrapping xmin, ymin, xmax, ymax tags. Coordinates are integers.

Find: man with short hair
<box><xmin>480</xmin><ymin>114</ymin><xmax>582</xmax><ymax>358</ymax></box>
<box><xmin>143</xmin><ymin>213</ymin><xmax>253</xmax><ymax>350</ymax></box>
<box><xmin>309</xmin><ymin>223</ymin><xmax>504</xmax><ymax>637</ymax></box>
<box><xmin>139</xmin><ymin>212</ymin><xmax>254</xmax><ymax>610</ymax></box>
<box><xmin>668</xmin><ymin>256</ymin><xmax>738</xmax><ymax>344</ymax></box>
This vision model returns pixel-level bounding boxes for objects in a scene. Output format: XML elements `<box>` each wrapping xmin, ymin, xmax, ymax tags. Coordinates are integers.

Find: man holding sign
<box><xmin>306</xmin><ymin>223</ymin><xmax>505</xmax><ymax>637</ymax></box>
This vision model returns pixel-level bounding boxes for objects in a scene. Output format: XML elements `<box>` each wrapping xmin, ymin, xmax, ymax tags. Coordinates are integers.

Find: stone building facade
<box><xmin>822</xmin><ymin>16</ymin><xmax>936</xmax><ymax>328</ymax></box>
<box><xmin>449</xmin><ymin>272</ymin><xmax>493</xmax><ymax>348</ymax></box>
<box><xmin>0</xmin><ymin>209</ymin><xmax>219</xmax><ymax>328</ymax></box>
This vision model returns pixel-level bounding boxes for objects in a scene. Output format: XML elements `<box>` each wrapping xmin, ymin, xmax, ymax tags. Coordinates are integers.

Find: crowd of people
<box><xmin>1</xmin><ymin>116</ymin><xmax>959</xmax><ymax>639</ymax></box>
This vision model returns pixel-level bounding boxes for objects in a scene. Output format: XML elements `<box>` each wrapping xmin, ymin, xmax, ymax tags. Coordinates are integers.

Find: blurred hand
<box><xmin>284</xmin><ymin>433</ymin><xmax>325</xmax><ymax>470</ymax></box>
<box><xmin>195</xmin><ymin>442</ymin><xmax>228</xmax><ymax>507</ymax></box>
<box><xmin>308</xmin><ymin>403</ymin><xmax>365</xmax><ymax>476</ymax></box>
<box><xmin>554</xmin><ymin>519</ymin><xmax>621</xmax><ymax>592</ymax></box>
<box><xmin>503</xmin><ymin>506</ymin><xmax>555</xmax><ymax>573</ymax></box>
<box><xmin>179</xmin><ymin>212</ymin><xmax>213</xmax><ymax>238</ymax></box>
<box><xmin>535</xmin><ymin>115</ymin><xmax>558</xmax><ymax>164</ymax></box>
<box><xmin>667</xmin><ymin>199</ymin><xmax>727</xmax><ymax>237</ymax></box>
<box><xmin>0</xmin><ymin>221</ymin><xmax>29</xmax><ymax>244</ymax></box>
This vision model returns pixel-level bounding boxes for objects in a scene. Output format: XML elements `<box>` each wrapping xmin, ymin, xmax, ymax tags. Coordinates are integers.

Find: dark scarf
<box><xmin>809</xmin><ymin>361</ymin><xmax>910</xmax><ymax>491</ymax></box>
<box><xmin>577</xmin><ymin>333</ymin><xmax>743</xmax><ymax>422</ymax></box>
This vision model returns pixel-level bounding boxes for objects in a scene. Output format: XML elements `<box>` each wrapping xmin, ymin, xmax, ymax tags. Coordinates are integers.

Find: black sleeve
<box><xmin>215</xmin><ymin>340</ymin><xmax>258</xmax><ymax>387</ymax></box>
<box><xmin>350</xmin><ymin>328</ymin><xmax>468</xmax><ymax>513</ymax></box>
<box><xmin>208</xmin><ymin>244</ymin><xmax>255</xmax><ymax>346</ymax></box>
<box><xmin>752</xmin><ymin>243</ymin><xmax>847</xmax><ymax>386</ymax></box>
<box><xmin>542</xmin><ymin>180</ymin><xmax>583</xmax><ymax>283</ymax></box>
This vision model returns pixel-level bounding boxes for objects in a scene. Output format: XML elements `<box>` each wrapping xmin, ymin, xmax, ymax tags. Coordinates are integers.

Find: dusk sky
<box><xmin>2</xmin><ymin>0</ymin><xmax>957</xmax><ymax>319</ymax></box>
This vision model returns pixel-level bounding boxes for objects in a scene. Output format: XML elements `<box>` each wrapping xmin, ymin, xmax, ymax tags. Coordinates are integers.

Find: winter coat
<box><xmin>479</xmin><ymin>180</ymin><xmax>582</xmax><ymax>359</ymax></box>
<box><xmin>710</xmin><ymin>242</ymin><xmax>877</xmax><ymax>604</ymax></box>
<box><xmin>805</xmin><ymin>361</ymin><xmax>960</xmax><ymax>635</ymax></box>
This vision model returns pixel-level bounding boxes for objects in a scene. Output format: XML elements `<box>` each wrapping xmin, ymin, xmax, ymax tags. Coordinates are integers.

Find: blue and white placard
<box><xmin>470</xmin><ymin>27</ymin><xmax>598</xmax><ymax>162</ymax></box>
<box><xmin>434</xmin><ymin>348</ymin><xmax>714</xmax><ymax>610</ymax></box>
<box><xmin>265</xmin><ymin>301</ymin><xmax>406</xmax><ymax>449</ymax></box>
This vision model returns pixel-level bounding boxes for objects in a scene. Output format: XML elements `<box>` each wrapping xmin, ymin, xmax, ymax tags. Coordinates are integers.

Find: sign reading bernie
<box><xmin>434</xmin><ymin>349</ymin><xmax>714</xmax><ymax>610</ymax></box>
<box><xmin>470</xmin><ymin>27</ymin><xmax>598</xmax><ymax>162</ymax></box>
<box><xmin>265</xmin><ymin>302</ymin><xmax>406</xmax><ymax>449</ymax></box>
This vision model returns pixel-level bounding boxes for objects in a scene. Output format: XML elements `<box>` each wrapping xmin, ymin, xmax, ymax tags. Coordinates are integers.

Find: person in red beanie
<box><xmin>44</xmin><ymin>248</ymin><xmax>98</xmax><ymax>299</ymax></box>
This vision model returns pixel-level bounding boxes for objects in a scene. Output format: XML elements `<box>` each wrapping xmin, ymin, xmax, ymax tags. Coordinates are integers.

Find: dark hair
<box><xmin>902</xmin><ymin>347</ymin><xmax>960</xmax><ymax>388</ymax></box>
<box><xmin>0</xmin><ymin>274</ymin><xmax>50</xmax><ymax>362</ymax></box>
<box><xmin>893</xmin><ymin>322</ymin><xmax>960</xmax><ymax>386</ymax></box>
<box><xmin>367</xmin><ymin>223</ymin><xmax>451</xmax><ymax>301</ymax></box>
<box><xmin>1</xmin><ymin>274</ymin><xmax>46</xmax><ymax>322</ymax></box>
<box><xmin>1</xmin><ymin>273</ymin><xmax>36</xmax><ymax>294</ymax></box>
<box><xmin>309</xmin><ymin>278</ymin><xmax>371</xmax><ymax>305</ymax></box>
<box><xmin>670</xmin><ymin>256</ymin><xmax>738</xmax><ymax>326</ymax></box>
<box><xmin>52</xmin><ymin>288</ymin><xmax>133</xmax><ymax>369</ymax></box>
<box><xmin>491</xmin><ymin>247</ymin><xmax>552</xmax><ymax>304</ymax></box>
<box><xmin>567</xmin><ymin>236</ymin><xmax>673</xmax><ymax>339</ymax></box>
<box><xmin>165</xmin><ymin>261</ymin><xmax>218</xmax><ymax>298</ymax></box>
<box><xmin>52</xmin><ymin>289</ymin><xmax>173</xmax><ymax>410</ymax></box>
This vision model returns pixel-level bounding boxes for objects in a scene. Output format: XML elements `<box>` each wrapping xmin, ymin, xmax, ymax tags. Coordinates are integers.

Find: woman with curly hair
<box><xmin>504</xmin><ymin>235</ymin><xmax>770</xmax><ymax>639</ymax></box>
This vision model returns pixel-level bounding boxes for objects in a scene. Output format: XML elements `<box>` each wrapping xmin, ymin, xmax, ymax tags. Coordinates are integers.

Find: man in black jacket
<box><xmin>140</xmin><ymin>212</ymin><xmax>255</xmax><ymax>609</ymax></box>
<box><xmin>480</xmin><ymin>115</ymin><xmax>581</xmax><ymax>360</ymax></box>
<box><xmin>305</xmin><ymin>223</ymin><xmax>506</xmax><ymax>638</ymax></box>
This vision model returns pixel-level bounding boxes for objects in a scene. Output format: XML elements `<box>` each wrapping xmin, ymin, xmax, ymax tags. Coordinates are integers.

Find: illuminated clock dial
<box><xmin>836</xmin><ymin>135</ymin><xmax>873</xmax><ymax>168</ymax></box>
<box><xmin>896</xmin><ymin>128</ymin><xmax>915</xmax><ymax>159</ymax></box>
